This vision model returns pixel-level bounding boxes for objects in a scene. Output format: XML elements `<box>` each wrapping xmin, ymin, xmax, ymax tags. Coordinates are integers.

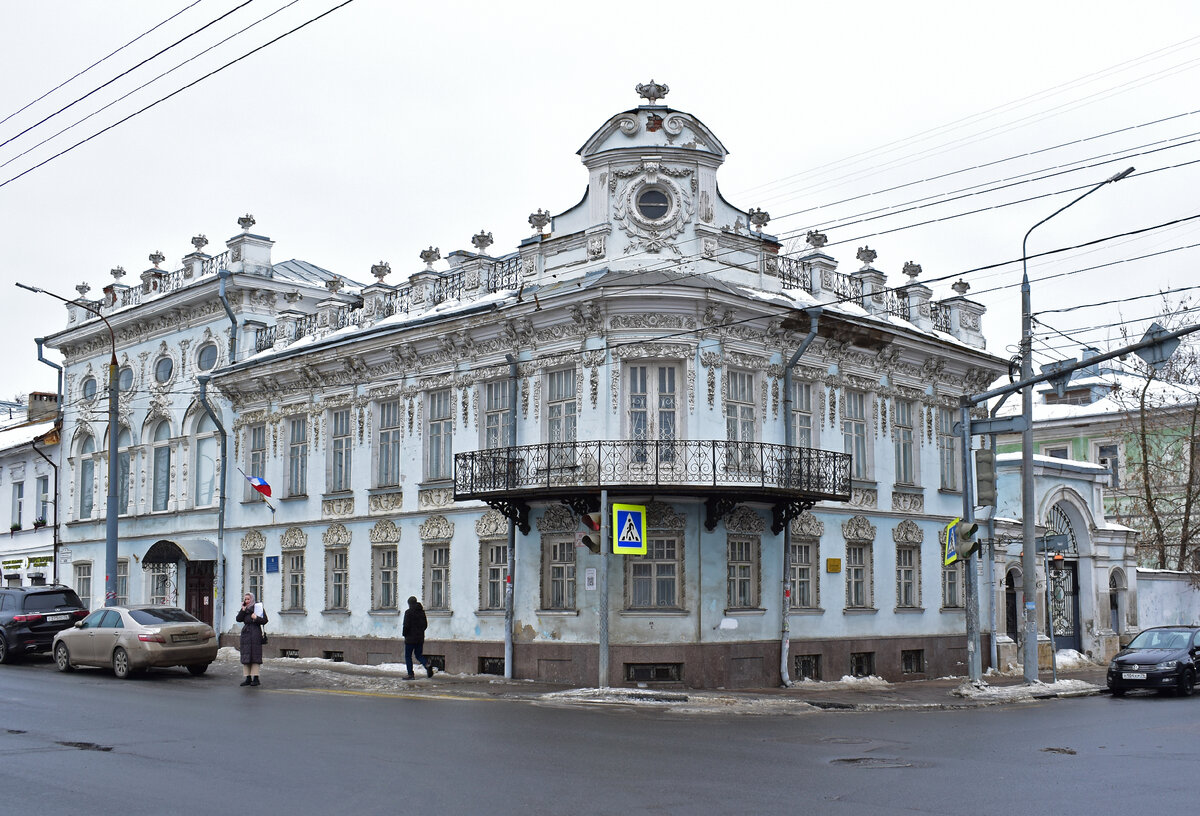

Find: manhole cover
<box><xmin>831</xmin><ymin>757</ymin><xmax>914</xmax><ymax>768</ymax></box>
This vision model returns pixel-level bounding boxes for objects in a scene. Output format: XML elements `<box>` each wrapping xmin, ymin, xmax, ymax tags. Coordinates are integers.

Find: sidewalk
<box><xmin>214</xmin><ymin>648</ymin><xmax>1113</xmax><ymax>714</ymax></box>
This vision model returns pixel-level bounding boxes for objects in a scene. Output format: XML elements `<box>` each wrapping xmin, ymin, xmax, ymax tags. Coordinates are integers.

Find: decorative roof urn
<box><xmin>148</xmin><ymin>251</ymin><xmax>165</xmax><ymax>269</ymax></box>
<box><xmin>471</xmin><ymin>230</ymin><xmax>494</xmax><ymax>254</ymax></box>
<box><xmin>635</xmin><ymin>79</ymin><xmax>669</xmax><ymax>105</ymax></box>
<box><xmin>191</xmin><ymin>235</ymin><xmax>209</xmax><ymax>253</ymax></box>
<box><xmin>528</xmin><ymin>209</ymin><xmax>550</xmax><ymax>234</ymax></box>
<box><xmin>902</xmin><ymin>261</ymin><xmax>922</xmax><ymax>280</ymax></box>
<box><xmin>805</xmin><ymin>230</ymin><xmax>828</xmax><ymax>249</ymax></box>
<box><xmin>748</xmin><ymin>208</ymin><xmax>771</xmax><ymax>231</ymax></box>
<box><xmin>856</xmin><ymin>246</ymin><xmax>878</xmax><ymax>269</ymax></box>
<box><xmin>110</xmin><ymin>266</ymin><xmax>126</xmax><ymax>282</ymax></box>
<box><xmin>420</xmin><ymin>246</ymin><xmax>441</xmax><ymax>271</ymax></box>
<box><xmin>238</xmin><ymin>214</ymin><xmax>256</xmax><ymax>232</ymax></box>
<box><xmin>371</xmin><ymin>261</ymin><xmax>391</xmax><ymax>282</ymax></box>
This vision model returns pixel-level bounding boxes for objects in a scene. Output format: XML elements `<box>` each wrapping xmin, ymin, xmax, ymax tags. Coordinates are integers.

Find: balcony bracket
<box><xmin>704</xmin><ymin>496</ymin><xmax>740</xmax><ymax>532</ymax></box>
<box><xmin>486</xmin><ymin>498</ymin><xmax>531</xmax><ymax>535</ymax></box>
<box><xmin>771</xmin><ymin>499</ymin><xmax>816</xmax><ymax>535</ymax></box>
<box><xmin>560</xmin><ymin>496</ymin><xmax>600</xmax><ymax>518</ymax></box>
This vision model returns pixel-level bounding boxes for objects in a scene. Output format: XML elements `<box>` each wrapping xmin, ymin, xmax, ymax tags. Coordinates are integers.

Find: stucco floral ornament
<box><xmin>636</xmin><ymin>79</ymin><xmax>669</xmax><ymax>104</ymax></box>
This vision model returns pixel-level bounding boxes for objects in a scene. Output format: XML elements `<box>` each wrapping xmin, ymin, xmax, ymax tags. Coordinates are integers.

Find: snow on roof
<box><xmin>997</xmin><ymin>451</ymin><xmax>1108</xmax><ymax>472</ymax></box>
<box><xmin>0</xmin><ymin>420</ymin><xmax>56</xmax><ymax>454</ymax></box>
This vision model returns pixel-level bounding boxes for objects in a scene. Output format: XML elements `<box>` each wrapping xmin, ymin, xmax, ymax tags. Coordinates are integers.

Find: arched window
<box><xmin>117</xmin><ymin>427</ymin><xmax>132</xmax><ymax>514</ymax></box>
<box><xmin>152</xmin><ymin>421</ymin><xmax>171</xmax><ymax>512</ymax></box>
<box><xmin>195</xmin><ymin>414</ymin><xmax>218</xmax><ymax>507</ymax></box>
<box><xmin>79</xmin><ymin>435</ymin><xmax>96</xmax><ymax>518</ymax></box>
<box><xmin>1109</xmin><ymin>569</ymin><xmax>1127</xmax><ymax>634</ymax></box>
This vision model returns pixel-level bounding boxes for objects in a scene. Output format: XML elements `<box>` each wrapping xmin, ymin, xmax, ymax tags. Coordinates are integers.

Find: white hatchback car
<box><xmin>52</xmin><ymin>605</ymin><xmax>218</xmax><ymax>679</ymax></box>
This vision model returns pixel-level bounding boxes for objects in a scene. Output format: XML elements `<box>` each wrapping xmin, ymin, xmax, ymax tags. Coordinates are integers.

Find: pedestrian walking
<box><xmin>236</xmin><ymin>592</ymin><xmax>267</xmax><ymax>687</ymax></box>
<box><xmin>402</xmin><ymin>595</ymin><xmax>434</xmax><ymax>679</ymax></box>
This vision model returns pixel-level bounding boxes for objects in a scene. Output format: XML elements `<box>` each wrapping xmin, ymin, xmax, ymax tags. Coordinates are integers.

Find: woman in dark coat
<box><xmin>402</xmin><ymin>596</ymin><xmax>434</xmax><ymax>679</ymax></box>
<box><xmin>235</xmin><ymin>592</ymin><xmax>267</xmax><ymax>687</ymax></box>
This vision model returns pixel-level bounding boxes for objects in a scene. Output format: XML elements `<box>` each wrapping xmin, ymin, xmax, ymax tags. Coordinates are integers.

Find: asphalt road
<box><xmin>2</xmin><ymin>657</ymin><xmax>1198</xmax><ymax>816</ymax></box>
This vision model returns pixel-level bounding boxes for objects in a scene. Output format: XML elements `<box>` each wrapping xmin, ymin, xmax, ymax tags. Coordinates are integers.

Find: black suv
<box><xmin>0</xmin><ymin>586</ymin><xmax>90</xmax><ymax>663</ymax></box>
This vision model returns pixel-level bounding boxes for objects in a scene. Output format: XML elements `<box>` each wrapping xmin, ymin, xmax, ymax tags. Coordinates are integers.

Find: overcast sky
<box><xmin>2</xmin><ymin>1</ymin><xmax>1199</xmax><ymax>400</ymax></box>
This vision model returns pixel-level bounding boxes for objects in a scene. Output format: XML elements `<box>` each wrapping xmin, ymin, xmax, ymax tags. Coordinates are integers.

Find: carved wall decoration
<box><xmin>790</xmin><ymin>511</ymin><xmax>825</xmax><ymax>539</ymax></box>
<box><xmin>280</xmin><ymin>527</ymin><xmax>307</xmax><ymax>550</ymax></box>
<box><xmin>322</xmin><ymin>497</ymin><xmax>355</xmax><ymax>518</ymax></box>
<box><xmin>420</xmin><ymin>514</ymin><xmax>454</xmax><ymax>542</ymax></box>
<box><xmin>536</xmin><ymin>504</ymin><xmax>576</xmax><ymax>533</ymax></box>
<box><xmin>612</xmin><ymin>161</ymin><xmax>694</xmax><ymax>255</ymax></box>
<box><xmin>843</xmin><ymin>515</ymin><xmax>877</xmax><ymax>542</ymax></box>
<box><xmin>892</xmin><ymin>518</ymin><xmax>924</xmax><ymax>544</ymax></box>
<box><xmin>368</xmin><ymin>491</ymin><xmax>404</xmax><ymax>514</ymax></box>
<box><xmin>323</xmin><ymin>522</ymin><xmax>352</xmax><ymax>548</ymax></box>
<box><xmin>725</xmin><ymin>506</ymin><xmax>765</xmax><ymax>534</ymax></box>
<box><xmin>892</xmin><ymin>491</ymin><xmax>925</xmax><ymax>514</ymax></box>
<box><xmin>476</xmin><ymin>509</ymin><xmax>508</xmax><ymax>539</ymax></box>
<box><xmin>647</xmin><ymin>500</ymin><xmax>686</xmax><ymax>530</ymax></box>
<box><xmin>588</xmin><ymin>235</ymin><xmax>605</xmax><ymax>259</ymax></box>
<box><xmin>418</xmin><ymin>486</ymin><xmax>455</xmax><ymax>510</ymax></box>
<box><xmin>369</xmin><ymin>519</ymin><xmax>401</xmax><ymax>544</ymax></box>
<box><xmin>583</xmin><ymin>351</ymin><xmax>604</xmax><ymax>409</ymax></box>
<box><xmin>240</xmin><ymin>530</ymin><xmax>266</xmax><ymax>552</ymax></box>
<box><xmin>609</xmin><ymin>343</ymin><xmax>694</xmax><ymax>413</ymax></box>
<box><xmin>849</xmin><ymin>487</ymin><xmax>878</xmax><ymax>509</ymax></box>
<box><xmin>960</xmin><ymin>311</ymin><xmax>981</xmax><ymax>331</ymax></box>
<box><xmin>700</xmin><ymin>350</ymin><xmax>721</xmax><ymax>408</ymax></box>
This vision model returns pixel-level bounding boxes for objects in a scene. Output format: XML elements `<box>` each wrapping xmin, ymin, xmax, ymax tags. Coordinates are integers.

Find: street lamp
<box><xmin>17</xmin><ymin>282</ymin><xmax>121</xmax><ymax>608</ymax></box>
<box><xmin>1018</xmin><ymin>166</ymin><xmax>1134</xmax><ymax>683</ymax></box>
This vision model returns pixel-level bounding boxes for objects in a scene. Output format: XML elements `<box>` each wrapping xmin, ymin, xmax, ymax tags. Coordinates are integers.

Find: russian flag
<box><xmin>245</xmin><ymin>473</ymin><xmax>272</xmax><ymax>498</ymax></box>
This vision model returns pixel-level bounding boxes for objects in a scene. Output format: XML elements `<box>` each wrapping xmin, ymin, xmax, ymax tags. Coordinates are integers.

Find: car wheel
<box><xmin>187</xmin><ymin>663</ymin><xmax>209</xmax><ymax>676</ymax></box>
<box><xmin>54</xmin><ymin>642</ymin><xmax>74</xmax><ymax>673</ymax></box>
<box><xmin>112</xmin><ymin>647</ymin><xmax>133</xmax><ymax>679</ymax></box>
<box><xmin>1179</xmin><ymin>669</ymin><xmax>1195</xmax><ymax>697</ymax></box>
<box><xmin>0</xmin><ymin>635</ymin><xmax>10</xmax><ymax>665</ymax></box>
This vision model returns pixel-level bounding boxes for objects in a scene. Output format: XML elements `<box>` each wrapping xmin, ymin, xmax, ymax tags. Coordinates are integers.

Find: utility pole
<box><xmin>959</xmin><ymin>403</ymin><xmax>981</xmax><ymax>681</ymax></box>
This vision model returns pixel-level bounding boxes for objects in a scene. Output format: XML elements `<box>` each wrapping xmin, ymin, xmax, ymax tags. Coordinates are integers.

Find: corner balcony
<box><xmin>454</xmin><ymin>440</ymin><xmax>851</xmax><ymax>535</ymax></box>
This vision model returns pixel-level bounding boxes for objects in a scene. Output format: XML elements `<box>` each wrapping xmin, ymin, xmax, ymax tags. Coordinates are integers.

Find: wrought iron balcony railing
<box><xmin>454</xmin><ymin>440</ymin><xmax>851</xmax><ymax>503</ymax></box>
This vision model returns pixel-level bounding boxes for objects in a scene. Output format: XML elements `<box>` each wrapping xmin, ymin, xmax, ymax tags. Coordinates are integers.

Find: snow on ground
<box><xmin>952</xmin><ymin>678</ymin><xmax>1097</xmax><ymax>701</ymax></box>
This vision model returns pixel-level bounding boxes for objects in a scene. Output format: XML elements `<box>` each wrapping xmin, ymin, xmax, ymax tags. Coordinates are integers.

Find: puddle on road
<box><xmin>830</xmin><ymin>757</ymin><xmax>928</xmax><ymax>769</ymax></box>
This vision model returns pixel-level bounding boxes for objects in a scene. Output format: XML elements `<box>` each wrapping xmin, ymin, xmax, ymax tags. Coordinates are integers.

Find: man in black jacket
<box><xmin>402</xmin><ymin>596</ymin><xmax>434</xmax><ymax>679</ymax></box>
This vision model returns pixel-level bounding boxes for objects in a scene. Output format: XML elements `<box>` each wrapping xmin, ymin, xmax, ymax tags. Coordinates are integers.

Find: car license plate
<box><xmin>1122</xmin><ymin>672</ymin><xmax>1147</xmax><ymax>680</ymax></box>
<box><xmin>46</xmin><ymin>614</ymin><xmax>69</xmax><ymax>622</ymax></box>
<box><xmin>172</xmin><ymin>633</ymin><xmax>198</xmax><ymax>643</ymax></box>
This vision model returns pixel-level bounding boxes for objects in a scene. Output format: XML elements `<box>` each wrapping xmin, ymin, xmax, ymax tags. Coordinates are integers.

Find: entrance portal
<box><xmin>186</xmin><ymin>561</ymin><xmax>215</xmax><ymax>626</ymax></box>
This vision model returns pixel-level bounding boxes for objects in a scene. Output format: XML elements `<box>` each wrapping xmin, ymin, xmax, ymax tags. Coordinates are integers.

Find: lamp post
<box><xmin>1018</xmin><ymin>166</ymin><xmax>1133</xmax><ymax>683</ymax></box>
<box><xmin>17</xmin><ymin>282</ymin><xmax>121</xmax><ymax>607</ymax></box>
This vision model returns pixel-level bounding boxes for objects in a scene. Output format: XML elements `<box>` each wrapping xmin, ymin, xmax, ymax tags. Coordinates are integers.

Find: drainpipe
<box><xmin>217</xmin><ymin>270</ymin><xmax>238</xmax><ymax>363</ymax></box>
<box><xmin>33</xmin><ymin>338</ymin><xmax>63</xmax><ymax>584</ymax></box>
<box><xmin>504</xmin><ymin>353</ymin><xmax>518</xmax><ymax>679</ymax></box>
<box><xmin>197</xmin><ymin>376</ymin><xmax>227</xmax><ymax>634</ymax></box>
<box><xmin>780</xmin><ymin>307</ymin><xmax>822</xmax><ymax>687</ymax></box>
<box><xmin>31</xmin><ymin>439</ymin><xmax>59</xmax><ymax>584</ymax></box>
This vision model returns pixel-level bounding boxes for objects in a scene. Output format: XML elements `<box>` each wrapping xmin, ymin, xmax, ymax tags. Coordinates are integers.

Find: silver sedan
<box><xmin>52</xmin><ymin>605</ymin><xmax>218</xmax><ymax>679</ymax></box>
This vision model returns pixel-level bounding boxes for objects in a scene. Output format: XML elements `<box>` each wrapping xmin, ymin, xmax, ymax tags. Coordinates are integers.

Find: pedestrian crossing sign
<box><xmin>944</xmin><ymin>517</ymin><xmax>961</xmax><ymax>566</ymax></box>
<box><xmin>612</xmin><ymin>503</ymin><xmax>647</xmax><ymax>555</ymax></box>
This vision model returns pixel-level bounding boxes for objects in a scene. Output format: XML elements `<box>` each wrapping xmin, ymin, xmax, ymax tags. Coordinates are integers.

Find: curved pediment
<box><xmin>577</xmin><ymin>107</ymin><xmax>728</xmax><ymax>163</ymax></box>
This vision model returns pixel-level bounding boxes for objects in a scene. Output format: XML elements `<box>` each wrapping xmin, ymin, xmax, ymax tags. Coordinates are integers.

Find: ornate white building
<box><xmin>43</xmin><ymin>83</ymin><xmax>1022</xmax><ymax>687</ymax></box>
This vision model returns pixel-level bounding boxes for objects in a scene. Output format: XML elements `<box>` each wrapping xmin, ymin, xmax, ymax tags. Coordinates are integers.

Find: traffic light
<box><xmin>975</xmin><ymin>448</ymin><xmax>997</xmax><ymax>507</ymax></box>
<box><xmin>580</xmin><ymin>512</ymin><xmax>601</xmax><ymax>554</ymax></box>
<box><xmin>955</xmin><ymin>521</ymin><xmax>981</xmax><ymax>560</ymax></box>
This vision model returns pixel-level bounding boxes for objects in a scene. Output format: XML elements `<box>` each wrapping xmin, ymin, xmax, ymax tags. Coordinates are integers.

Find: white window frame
<box><xmin>481</xmin><ymin>541</ymin><xmax>508</xmax><ymax>611</ymax></box>
<box><xmin>843</xmin><ymin>390</ymin><xmax>869</xmax><ymax>480</ymax></box>
<box><xmin>284</xmin><ymin>552</ymin><xmax>306</xmax><ymax>611</ymax></box>
<box><xmin>547</xmin><ymin>369</ymin><xmax>577</xmax><ymax>468</ymax></box>
<box><xmin>373</xmin><ymin>545</ymin><xmax>398</xmax><ymax>610</ymax></box>
<box><xmin>542</xmin><ymin>537</ymin><xmax>576</xmax><ymax>611</ymax></box>
<box><xmin>116</xmin><ymin>559</ymin><xmax>129</xmax><ymax>606</ymax></box>
<box><xmin>626</xmin><ymin>362</ymin><xmax>680</xmax><ymax>465</ymax></box>
<box><xmin>1094</xmin><ymin>441</ymin><xmax>1121</xmax><ymax>488</ymax></box>
<box><xmin>484</xmin><ymin>380</ymin><xmax>514</xmax><ymax>450</ymax></box>
<box><xmin>725</xmin><ymin>370</ymin><xmax>757</xmax><ymax>472</ymax></box>
<box><xmin>287</xmin><ymin>415</ymin><xmax>308</xmax><ymax>497</ymax></box>
<box><xmin>428</xmin><ymin>389</ymin><xmax>453</xmax><ymax>481</ymax></box>
<box><xmin>116</xmin><ymin>426</ymin><xmax>132</xmax><ymax>516</ymax></box>
<box><xmin>792</xmin><ymin>381</ymin><xmax>815</xmax><ymax>448</ymax></box>
<box><xmin>894</xmin><ymin>399</ymin><xmax>916</xmax><ymax>487</ymax></box>
<box><xmin>78</xmin><ymin>435</ymin><xmax>96</xmax><ymax>519</ymax></box>
<box><xmin>35</xmin><ymin>475</ymin><xmax>49</xmax><ymax>524</ymax></box>
<box><xmin>243</xmin><ymin>553</ymin><xmax>264</xmax><ymax>605</ymax></box>
<box><xmin>942</xmin><ymin>559</ymin><xmax>963</xmax><ymax>609</ymax></box>
<box><xmin>194</xmin><ymin>414</ymin><xmax>218</xmax><ymax>508</ymax></box>
<box><xmin>726</xmin><ymin>536</ymin><xmax>759</xmax><ymax>610</ymax></box>
<box><xmin>789</xmin><ymin>539</ymin><xmax>820</xmax><ymax>610</ymax></box>
<box><xmin>151</xmin><ymin>421</ymin><xmax>171</xmax><ymax>512</ymax></box>
<box><xmin>11</xmin><ymin>481</ymin><xmax>23</xmax><ymax>528</ymax></box>
<box><xmin>329</xmin><ymin>408</ymin><xmax>353</xmax><ymax>493</ymax></box>
<box><xmin>845</xmin><ymin>542</ymin><xmax>873</xmax><ymax>609</ymax></box>
<box><xmin>326</xmin><ymin>548</ymin><xmax>349</xmax><ymax>610</ymax></box>
<box><xmin>377</xmin><ymin>399</ymin><xmax>402</xmax><ymax>488</ymax></box>
<box><xmin>895</xmin><ymin>544</ymin><xmax>920</xmax><ymax>609</ymax></box>
<box><xmin>627</xmin><ymin>535</ymin><xmax>682</xmax><ymax>609</ymax></box>
<box><xmin>246</xmin><ymin>422</ymin><xmax>267</xmax><ymax>501</ymax></box>
<box><xmin>938</xmin><ymin>406</ymin><xmax>960</xmax><ymax>491</ymax></box>
<box><xmin>74</xmin><ymin>562</ymin><xmax>92</xmax><ymax>609</ymax></box>
<box><xmin>425</xmin><ymin>543</ymin><xmax>450</xmax><ymax>611</ymax></box>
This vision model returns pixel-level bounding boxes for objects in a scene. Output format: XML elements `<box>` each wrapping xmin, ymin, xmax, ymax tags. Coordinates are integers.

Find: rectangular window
<box><xmin>116</xmin><ymin>559</ymin><xmax>128</xmax><ymax>606</ymax></box>
<box><xmin>377</xmin><ymin>400</ymin><xmax>402</xmax><ymax>487</ymax></box>
<box><xmin>789</xmin><ymin>541</ymin><xmax>818</xmax><ymax>609</ymax></box>
<box><xmin>152</xmin><ymin>437</ymin><xmax>171</xmax><ymax>513</ymax></box>
<box><xmin>727</xmin><ymin>538</ymin><xmax>758</xmax><ymax>609</ymax></box>
<box><xmin>846</xmin><ymin>543</ymin><xmax>872</xmax><ymax>609</ymax></box>
<box><xmin>896</xmin><ymin>545</ymin><xmax>918</xmax><ymax>608</ymax></box>
<box><xmin>36</xmin><ymin>475</ymin><xmax>49</xmax><ymax>522</ymax></box>
<box><xmin>843</xmin><ymin>390</ymin><xmax>868</xmax><ymax>480</ymax></box>
<box><xmin>148</xmin><ymin>564</ymin><xmax>172</xmax><ymax>605</ymax></box>
<box><xmin>11</xmin><ymin>482</ymin><xmax>23</xmax><ymax>527</ymax></box>
<box><xmin>247</xmin><ymin>423</ymin><xmax>267</xmax><ymax>501</ymax></box>
<box><xmin>330</xmin><ymin>409</ymin><xmax>353</xmax><ymax>493</ymax></box>
<box><xmin>547</xmin><ymin>369</ymin><xmax>577</xmax><ymax>468</ymax></box>
<box><xmin>1097</xmin><ymin>443</ymin><xmax>1120</xmax><ymax>488</ymax></box>
<box><xmin>483</xmin><ymin>543</ymin><xmax>508</xmax><ymax>610</ymax></box>
<box><xmin>543</xmin><ymin>538</ymin><xmax>576</xmax><ymax>610</ymax></box>
<box><xmin>725</xmin><ymin>371</ymin><xmax>756</xmax><ymax>472</ymax></box>
<box><xmin>428</xmin><ymin>390</ymin><xmax>453</xmax><ymax>481</ymax></box>
<box><xmin>894</xmin><ymin>400</ymin><xmax>915</xmax><ymax>486</ymax></box>
<box><xmin>902</xmin><ymin>649</ymin><xmax>925</xmax><ymax>675</ymax></box>
<box><xmin>629</xmin><ymin>537</ymin><xmax>680</xmax><ymax>608</ymax></box>
<box><xmin>792</xmin><ymin>382</ymin><xmax>814</xmax><ymax>448</ymax></box>
<box><xmin>74</xmin><ymin>563</ymin><xmax>92</xmax><ymax>609</ymax></box>
<box><xmin>484</xmin><ymin>380</ymin><xmax>513</xmax><ymax>449</ymax></box>
<box><xmin>288</xmin><ymin>416</ymin><xmax>308</xmax><ymax>497</ymax></box>
<box><xmin>794</xmin><ymin>654</ymin><xmax>821</xmax><ymax>681</ymax></box>
<box><xmin>943</xmin><ymin>559</ymin><xmax>963</xmax><ymax>608</ymax></box>
<box><xmin>285</xmin><ymin>553</ymin><xmax>306</xmax><ymax>611</ymax></box>
<box><xmin>426</xmin><ymin>545</ymin><xmax>450</xmax><ymax>610</ymax></box>
<box><xmin>244</xmin><ymin>554</ymin><xmax>264</xmax><ymax>605</ymax></box>
<box><xmin>1046</xmin><ymin>446</ymin><xmax>1069</xmax><ymax>459</ymax></box>
<box><xmin>938</xmin><ymin>406</ymin><xmax>960</xmax><ymax>491</ymax></box>
<box><xmin>80</xmin><ymin>456</ymin><xmax>95</xmax><ymax>519</ymax></box>
<box><xmin>628</xmin><ymin>364</ymin><xmax>679</xmax><ymax>464</ymax></box>
<box><xmin>195</xmin><ymin>434</ymin><xmax>216</xmax><ymax>507</ymax></box>
<box><xmin>850</xmin><ymin>651</ymin><xmax>875</xmax><ymax>678</ymax></box>
<box><xmin>117</xmin><ymin>444</ymin><xmax>130</xmax><ymax>515</ymax></box>
<box><xmin>327</xmin><ymin>549</ymin><xmax>348</xmax><ymax>610</ymax></box>
<box><xmin>374</xmin><ymin>547</ymin><xmax>398</xmax><ymax>610</ymax></box>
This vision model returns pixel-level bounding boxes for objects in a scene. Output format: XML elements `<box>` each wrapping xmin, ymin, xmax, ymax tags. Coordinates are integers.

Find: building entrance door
<box><xmin>1048</xmin><ymin>560</ymin><xmax>1081</xmax><ymax>653</ymax></box>
<box><xmin>185</xmin><ymin>561</ymin><xmax>215</xmax><ymax>626</ymax></box>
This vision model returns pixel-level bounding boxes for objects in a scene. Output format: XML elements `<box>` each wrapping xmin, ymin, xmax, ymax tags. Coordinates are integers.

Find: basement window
<box><xmin>624</xmin><ymin>663</ymin><xmax>682</xmax><ymax>683</ymax></box>
<box><xmin>794</xmin><ymin>654</ymin><xmax>822</xmax><ymax>681</ymax></box>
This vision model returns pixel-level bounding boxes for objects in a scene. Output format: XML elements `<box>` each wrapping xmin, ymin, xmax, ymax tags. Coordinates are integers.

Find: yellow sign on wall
<box><xmin>826</xmin><ymin>558</ymin><xmax>842</xmax><ymax>573</ymax></box>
